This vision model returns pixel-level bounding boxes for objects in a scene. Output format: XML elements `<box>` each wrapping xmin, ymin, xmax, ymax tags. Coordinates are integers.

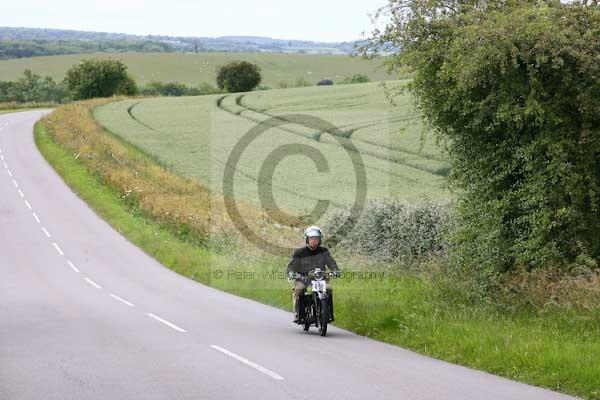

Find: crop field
<box><xmin>0</xmin><ymin>52</ymin><xmax>391</xmax><ymax>86</ymax></box>
<box><xmin>94</xmin><ymin>81</ymin><xmax>451</xmax><ymax>224</ymax></box>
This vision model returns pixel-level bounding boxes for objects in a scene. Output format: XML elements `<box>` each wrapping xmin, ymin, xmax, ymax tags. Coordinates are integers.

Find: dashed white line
<box><xmin>24</xmin><ymin>200</ymin><xmax>32</xmax><ymax>210</ymax></box>
<box><xmin>32</xmin><ymin>212</ymin><xmax>40</xmax><ymax>223</ymax></box>
<box><xmin>12</xmin><ymin>179</ymin><xmax>18</xmax><ymax>188</ymax></box>
<box><xmin>18</xmin><ymin>189</ymin><xmax>24</xmax><ymax>197</ymax></box>
<box><xmin>110</xmin><ymin>293</ymin><xmax>135</xmax><ymax>307</ymax></box>
<box><xmin>84</xmin><ymin>277</ymin><xmax>102</xmax><ymax>289</ymax></box>
<box><xmin>6</xmin><ymin>167</ymin><xmax>11</xmax><ymax>175</ymax></box>
<box><xmin>41</xmin><ymin>226</ymin><xmax>51</xmax><ymax>237</ymax></box>
<box><xmin>66</xmin><ymin>260</ymin><xmax>80</xmax><ymax>273</ymax></box>
<box><xmin>52</xmin><ymin>242</ymin><xmax>64</xmax><ymax>256</ymax></box>
<box><xmin>210</xmin><ymin>345</ymin><xmax>285</xmax><ymax>381</ymax></box>
<box><xmin>0</xmin><ymin>154</ymin><xmax>4</xmax><ymax>160</ymax></box>
<box><xmin>146</xmin><ymin>313</ymin><xmax>186</xmax><ymax>333</ymax></box>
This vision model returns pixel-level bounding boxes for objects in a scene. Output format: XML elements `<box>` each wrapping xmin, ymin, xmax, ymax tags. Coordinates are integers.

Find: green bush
<box><xmin>294</xmin><ymin>77</ymin><xmax>312</xmax><ymax>87</ymax></box>
<box><xmin>365</xmin><ymin>1</ymin><xmax>600</xmax><ymax>277</ymax></box>
<box><xmin>326</xmin><ymin>199</ymin><xmax>454</xmax><ymax>264</ymax></box>
<box><xmin>140</xmin><ymin>81</ymin><xmax>220</xmax><ymax>97</ymax></box>
<box><xmin>317</xmin><ymin>79</ymin><xmax>333</xmax><ymax>86</ymax></box>
<box><xmin>338</xmin><ymin>74</ymin><xmax>370</xmax><ymax>85</ymax></box>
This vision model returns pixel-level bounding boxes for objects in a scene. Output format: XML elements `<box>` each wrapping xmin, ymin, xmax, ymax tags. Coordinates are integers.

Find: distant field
<box><xmin>94</xmin><ymin>81</ymin><xmax>450</xmax><ymax>222</ymax></box>
<box><xmin>0</xmin><ymin>52</ymin><xmax>391</xmax><ymax>86</ymax></box>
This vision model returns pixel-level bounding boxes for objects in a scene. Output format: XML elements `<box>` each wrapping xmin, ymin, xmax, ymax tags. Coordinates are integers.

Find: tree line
<box><xmin>1</xmin><ymin>58</ymin><xmax>367</xmax><ymax>103</ymax></box>
<box><xmin>0</xmin><ymin>39</ymin><xmax>174</xmax><ymax>60</ymax></box>
<box><xmin>0</xmin><ymin>27</ymin><xmax>356</xmax><ymax>60</ymax></box>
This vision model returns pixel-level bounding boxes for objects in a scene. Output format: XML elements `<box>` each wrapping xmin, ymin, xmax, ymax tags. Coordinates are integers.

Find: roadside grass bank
<box><xmin>34</xmin><ymin>103</ymin><xmax>600</xmax><ymax>399</ymax></box>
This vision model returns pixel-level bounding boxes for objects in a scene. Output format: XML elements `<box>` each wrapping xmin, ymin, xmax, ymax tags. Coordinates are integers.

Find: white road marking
<box><xmin>32</xmin><ymin>213</ymin><xmax>40</xmax><ymax>223</ymax></box>
<box><xmin>6</xmin><ymin>167</ymin><xmax>11</xmax><ymax>175</ymax></box>
<box><xmin>146</xmin><ymin>313</ymin><xmax>186</xmax><ymax>333</ymax></box>
<box><xmin>52</xmin><ymin>242</ymin><xmax>64</xmax><ymax>255</ymax></box>
<box><xmin>12</xmin><ymin>179</ymin><xmax>18</xmax><ymax>188</ymax></box>
<box><xmin>84</xmin><ymin>277</ymin><xmax>102</xmax><ymax>289</ymax></box>
<box><xmin>18</xmin><ymin>189</ymin><xmax>24</xmax><ymax>197</ymax></box>
<box><xmin>41</xmin><ymin>226</ymin><xmax>51</xmax><ymax>237</ymax></box>
<box><xmin>210</xmin><ymin>345</ymin><xmax>285</xmax><ymax>381</ymax></box>
<box><xmin>24</xmin><ymin>200</ymin><xmax>32</xmax><ymax>210</ymax></box>
<box><xmin>0</xmin><ymin>154</ymin><xmax>4</xmax><ymax>160</ymax></box>
<box><xmin>110</xmin><ymin>293</ymin><xmax>135</xmax><ymax>307</ymax></box>
<box><xmin>66</xmin><ymin>260</ymin><xmax>80</xmax><ymax>273</ymax></box>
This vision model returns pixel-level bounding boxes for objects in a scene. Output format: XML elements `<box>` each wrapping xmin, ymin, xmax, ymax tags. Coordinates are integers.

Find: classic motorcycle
<box><xmin>294</xmin><ymin>268</ymin><xmax>335</xmax><ymax>336</ymax></box>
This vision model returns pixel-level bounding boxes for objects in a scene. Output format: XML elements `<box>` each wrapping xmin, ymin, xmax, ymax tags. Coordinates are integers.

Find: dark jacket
<box><xmin>286</xmin><ymin>245</ymin><xmax>339</xmax><ymax>276</ymax></box>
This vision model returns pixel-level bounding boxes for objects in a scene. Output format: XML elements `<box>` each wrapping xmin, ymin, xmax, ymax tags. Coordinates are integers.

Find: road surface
<box><xmin>0</xmin><ymin>110</ymin><xmax>577</xmax><ymax>399</ymax></box>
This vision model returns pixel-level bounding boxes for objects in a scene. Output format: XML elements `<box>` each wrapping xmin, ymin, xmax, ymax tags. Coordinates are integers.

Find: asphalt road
<box><xmin>0</xmin><ymin>110</ymin><xmax>578</xmax><ymax>400</ymax></box>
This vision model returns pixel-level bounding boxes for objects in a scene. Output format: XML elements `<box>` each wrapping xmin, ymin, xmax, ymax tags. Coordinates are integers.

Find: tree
<box><xmin>363</xmin><ymin>1</ymin><xmax>600</xmax><ymax>276</ymax></box>
<box><xmin>216</xmin><ymin>61</ymin><xmax>262</xmax><ymax>92</ymax></box>
<box><xmin>0</xmin><ymin>81</ymin><xmax>12</xmax><ymax>102</ymax></box>
<box><xmin>116</xmin><ymin>73</ymin><xmax>138</xmax><ymax>96</ymax></box>
<box><xmin>64</xmin><ymin>58</ymin><xmax>136</xmax><ymax>100</ymax></box>
<box><xmin>0</xmin><ymin>69</ymin><xmax>69</xmax><ymax>103</ymax></box>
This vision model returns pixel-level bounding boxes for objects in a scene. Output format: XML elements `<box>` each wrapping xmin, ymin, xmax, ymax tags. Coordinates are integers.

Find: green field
<box><xmin>0</xmin><ymin>52</ymin><xmax>391</xmax><ymax>86</ymax></box>
<box><xmin>94</xmin><ymin>81</ymin><xmax>450</xmax><ymax>222</ymax></box>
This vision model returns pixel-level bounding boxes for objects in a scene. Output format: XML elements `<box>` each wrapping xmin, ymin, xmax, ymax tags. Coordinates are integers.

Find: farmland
<box><xmin>40</xmin><ymin>87</ymin><xmax>600</xmax><ymax>400</ymax></box>
<box><xmin>94</xmin><ymin>81</ymin><xmax>451</xmax><ymax>222</ymax></box>
<box><xmin>0</xmin><ymin>52</ymin><xmax>391</xmax><ymax>87</ymax></box>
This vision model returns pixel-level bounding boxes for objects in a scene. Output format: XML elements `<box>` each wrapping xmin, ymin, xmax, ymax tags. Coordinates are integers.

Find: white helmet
<box><xmin>304</xmin><ymin>225</ymin><xmax>323</xmax><ymax>245</ymax></box>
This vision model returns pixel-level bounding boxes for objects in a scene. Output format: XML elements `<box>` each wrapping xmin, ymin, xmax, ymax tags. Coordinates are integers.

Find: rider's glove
<box><xmin>288</xmin><ymin>271</ymin><xmax>296</xmax><ymax>281</ymax></box>
<box><xmin>333</xmin><ymin>270</ymin><xmax>341</xmax><ymax>278</ymax></box>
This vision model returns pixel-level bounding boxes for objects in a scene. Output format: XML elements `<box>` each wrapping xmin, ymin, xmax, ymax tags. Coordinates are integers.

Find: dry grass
<box><xmin>497</xmin><ymin>267</ymin><xmax>600</xmax><ymax>312</ymax></box>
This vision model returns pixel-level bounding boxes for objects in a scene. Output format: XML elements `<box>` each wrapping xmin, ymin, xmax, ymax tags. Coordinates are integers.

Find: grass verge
<box><xmin>34</xmin><ymin>106</ymin><xmax>600</xmax><ymax>400</ymax></box>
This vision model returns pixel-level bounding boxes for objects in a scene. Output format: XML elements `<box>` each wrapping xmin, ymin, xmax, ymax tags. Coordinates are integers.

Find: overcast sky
<box><xmin>0</xmin><ymin>0</ymin><xmax>386</xmax><ymax>42</ymax></box>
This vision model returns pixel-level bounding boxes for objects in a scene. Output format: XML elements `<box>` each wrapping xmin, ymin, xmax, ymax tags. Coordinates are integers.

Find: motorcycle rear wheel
<box><xmin>318</xmin><ymin>300</ymin><xmax>328</xmax><ymax>336</ymax></box>
<box><xmin>302</xmin><ymin>297</ymin><xmax>311</xmax><ymax>331</ymax></box>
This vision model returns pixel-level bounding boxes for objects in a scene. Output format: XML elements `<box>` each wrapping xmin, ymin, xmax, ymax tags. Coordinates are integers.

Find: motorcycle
<box><xmin>294</xmin><ymin>268</ymin><xmax>335</xmax><ymax>336</ymax></box>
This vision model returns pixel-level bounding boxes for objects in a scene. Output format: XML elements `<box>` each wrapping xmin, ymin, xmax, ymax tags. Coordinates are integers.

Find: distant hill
<box><xmin>0</xmin><ymin>27</ymin><xmax>359</xmax><ymax>60</ymax></box>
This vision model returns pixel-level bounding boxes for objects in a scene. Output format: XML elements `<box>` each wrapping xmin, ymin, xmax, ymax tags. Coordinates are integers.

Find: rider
<box><xmin>287</xmin><ymin>226</ymin><xmax>340</xmax><ymax>323</ymax></box>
